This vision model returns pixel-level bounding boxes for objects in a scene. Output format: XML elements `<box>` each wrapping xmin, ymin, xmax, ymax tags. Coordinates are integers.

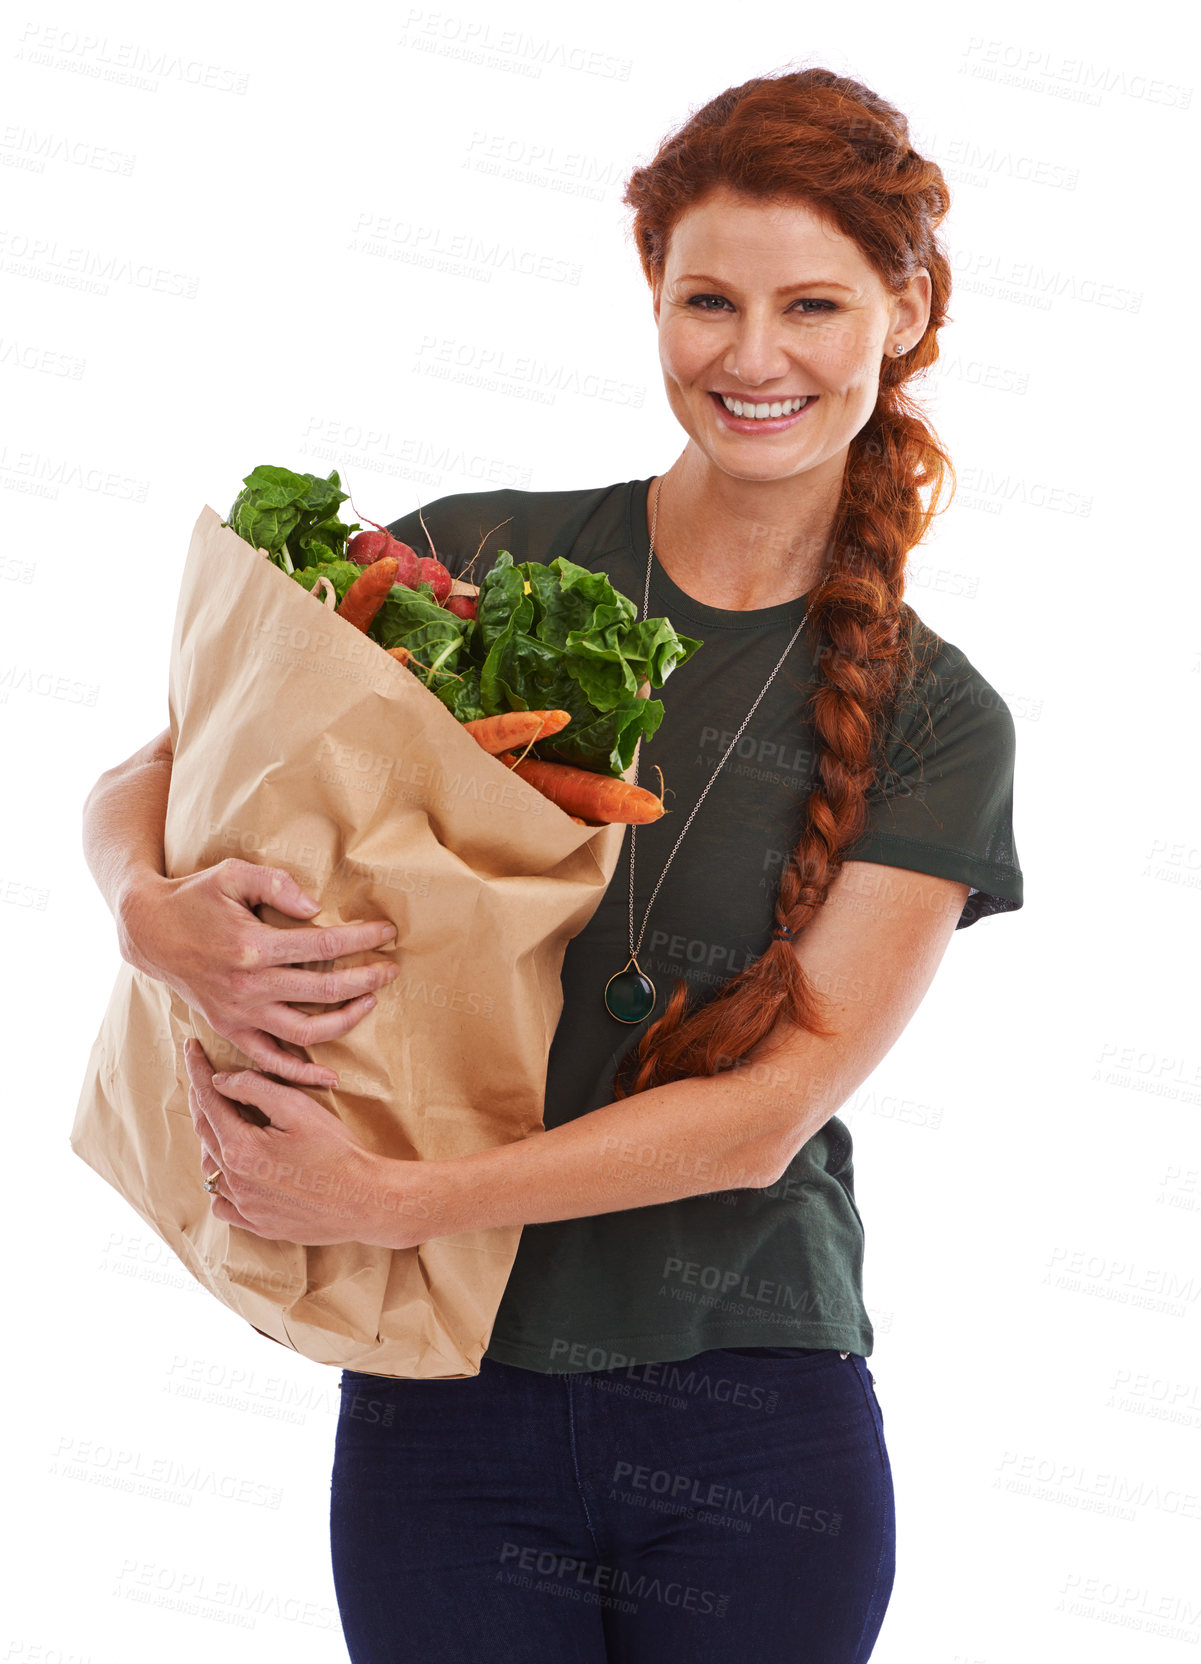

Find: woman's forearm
<box><xmin>82</xmin><ymin>729</ymin><xmax>173</xmax><ymax>948</ymax></box>
<box><xmin>367</xmin><ymin>1053</ymin><xmax>822</xmax><ymax>1249</ymax></box>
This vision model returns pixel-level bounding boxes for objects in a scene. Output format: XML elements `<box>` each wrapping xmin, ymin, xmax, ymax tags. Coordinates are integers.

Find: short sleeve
<box><xmin>841</xmin><ymin>620</ymin><xmax>1024</xmax><ymax>928</ymax></box>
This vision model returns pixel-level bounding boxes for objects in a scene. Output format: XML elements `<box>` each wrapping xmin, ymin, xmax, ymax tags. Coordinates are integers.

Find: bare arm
<box><xmin>382</xmin><ymin>860</ymin><xmax>970</xmax><ymax>1239</ymax></box>
<box><xmin>82</xmin><ymin>730</ymin><xmax>400</xmax><ymax>1087</ymax></box>
<box><xmin>82</xmin><ymin>727</ymin><xmax>174</xmax><ymax>967</ymax></box>
<box><xmin>188</xmin><ymin>860</ymin><xmax>972</xmax><ymax>1247</ymax></box>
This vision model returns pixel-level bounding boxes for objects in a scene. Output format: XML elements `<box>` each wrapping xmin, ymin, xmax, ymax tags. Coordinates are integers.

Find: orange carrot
<box><xmin>386</xmin><ymin>646</ymin><xmax>413</xmax><ymax>667</ymax></box>
<box><xmin>497</xmin><ymin>754</ymin><xmax>664</xmax><ymax>824</ymax></box>
<box><xmin>337</xmin><ymin>556</ymin><xmax>399</xmax><ymax>632</ymax></box>
<box><xmin>463</xmin><ymin>710</ymin><xmax>571</xmax><ymax>756</ymax></box>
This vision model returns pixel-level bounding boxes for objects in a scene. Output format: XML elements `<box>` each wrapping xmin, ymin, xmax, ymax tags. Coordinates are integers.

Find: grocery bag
<box><xmin>71</xmin><ymin>506</ymin><xmax>627</xmax><ymax>1378</ymax></box>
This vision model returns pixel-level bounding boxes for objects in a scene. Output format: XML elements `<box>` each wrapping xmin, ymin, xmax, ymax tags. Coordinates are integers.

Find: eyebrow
<box><xmin>674</xmin><ymin>272</ymin><xmax>856</xmax><ymax>294</ymax></box>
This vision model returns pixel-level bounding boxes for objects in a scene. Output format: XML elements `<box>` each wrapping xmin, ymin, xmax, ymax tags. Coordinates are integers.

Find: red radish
<box><xmin>417</xmin><ymin>556</ymin><xmax>452</xmax><ymax>604</ymax></box>
<box><xmin>341</xmin><ymin>489</ymin><xmax>448</xmax><ymax>601</ymax></box>
<box><xmin>347</xmin><ymin>529</ymin><xmax>392</xmax><ymax>566</ymax></box>
<box><xmin>389</xmin><ymin>539</ymin><xmax>420</xmax><ymax>588</ymax></box>
<box><xmin>342</xmin><ymin>490</ymin><xmax>420</xmax><ymax>584</ymax></box>
<box><xmin>446</xmin><ymin>594</ymin><xmax>478</xmax><ymax>621</ymax></box>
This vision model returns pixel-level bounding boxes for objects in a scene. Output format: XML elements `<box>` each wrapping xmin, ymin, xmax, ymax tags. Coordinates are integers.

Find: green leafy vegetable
<box><xmin>291</xmin><ymin>560</ymin><xmax>363</xmax><ymax>603</ymax></box>
<box><xmin>369</xmin><ymin>551</ymin><xmax>700</xmax><ymax>776</ymax></box>
<box><xmin>225</xmin><ymin>466</ymin><xmax>356</xmax><ymax>573</ymax></box>
<box><xmin>223</xmin><ymin>465</ymin><xmax>702</xmax><ymax>777</ymax></box>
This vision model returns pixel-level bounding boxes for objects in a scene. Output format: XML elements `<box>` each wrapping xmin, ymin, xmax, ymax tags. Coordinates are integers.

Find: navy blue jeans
<box><xmin>330</xmin><ymin>1346</ymin><xmax>895</xmax><ymax>1662</ymax></box>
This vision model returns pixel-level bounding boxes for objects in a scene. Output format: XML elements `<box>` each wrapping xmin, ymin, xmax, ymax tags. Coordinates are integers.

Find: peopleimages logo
<box><xmin>611</xmin><ymin>1461</ymin><xmax>842</xmax><ymax>1534</ymax></box>
<box><xmin>497</xmin><ymin>1543</ymin><xmax>727</xmax><ymax>1615</ymax></box>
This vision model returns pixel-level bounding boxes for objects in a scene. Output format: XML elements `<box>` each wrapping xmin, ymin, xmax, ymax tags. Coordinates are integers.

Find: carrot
<box><xmin>463</xmin><ymin>710</ymin><xmax>571</xmax><ymax>756</ymax></box>
<box><xmin>337</xmin><ymin>555</ymin><xmax>399</xmax><ymax>632</ymax></box>
<box><xmin>497</xmin><ymin>754</ymin><xmax>664</xmax><ymax>824</ymax></box>
<box><xmin>386</xmin><ymin>646</ymin><xmax>413</xmax><ymax>667</ymax></box>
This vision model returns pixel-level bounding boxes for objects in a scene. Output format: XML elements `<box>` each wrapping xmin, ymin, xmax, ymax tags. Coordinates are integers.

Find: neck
<box><xmin>649</xmin><ymin>446</ymin><xmax>845</xmax><ymax>610</ymax></box>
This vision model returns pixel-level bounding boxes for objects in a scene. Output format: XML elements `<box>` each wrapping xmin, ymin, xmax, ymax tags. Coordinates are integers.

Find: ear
<box><xmin>652</xmin><ymin>281</ymin><xmax>662</xmax><ymax>327</ymax></box>
<box><xmin>895</xmin><ymin>267</ymin><xmax>932</xmax><ymax>343</ymax></box>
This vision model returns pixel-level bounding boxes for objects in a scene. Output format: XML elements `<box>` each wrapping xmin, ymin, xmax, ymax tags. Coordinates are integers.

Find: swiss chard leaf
<box><xmin>478</xmin><ymin>553</ymin><xmax>533</xmax><ymax>651</ymax></box>
<box><xmin>371</xmin><ymin>583</ymin><xmax>477</xmax><ymax>704</ymax></box>
<box><xmin>291</xmin><ymin>560</ymin><xmax>362</xmax><ymax>603</ymax></box>
<box><xmin>226</xmin><ymin>466</ymin><xmax>356</xmax><ymax>571</ymax></box>
<box><xmin>239</xmin><ymin>473</ymin><xmax>702</xmax><ymax>776</ymax></box>
<box><xmin>367</xmin><ymin>547</ymin><xmax>700</xmax><ymax>775</ymax></box>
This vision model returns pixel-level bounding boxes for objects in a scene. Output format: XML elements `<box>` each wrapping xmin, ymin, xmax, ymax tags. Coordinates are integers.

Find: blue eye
<box><xmin>683</xmin><ymin>294</ymin><xmax>837</xmax><ymax>314</ymax></box>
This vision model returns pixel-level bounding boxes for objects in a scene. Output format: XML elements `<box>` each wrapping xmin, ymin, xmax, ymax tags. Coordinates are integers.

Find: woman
<box><xmin>83</xmin><ymin>69</ymin><xmax>1023</xmax><ymax>1663</ymax></box>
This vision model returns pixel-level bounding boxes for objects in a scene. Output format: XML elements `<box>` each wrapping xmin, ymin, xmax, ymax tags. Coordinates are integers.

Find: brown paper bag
<box><xmin>72</xmin><ymin>506</ymin><xmax>628</xmax><ymax>1378</ymax></box>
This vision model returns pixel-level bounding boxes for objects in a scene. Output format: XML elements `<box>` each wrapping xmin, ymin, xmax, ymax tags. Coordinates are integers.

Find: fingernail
<box><xmin>212</xmin><ymin>1072</ymin><xmax>229</xmax><ymax>1086</ymax></box>
<box><xmin>298</xmin><ymin>893</ymin><xmax>320</xmax><ymax>912</ymax></box>
<box><xmin>324</xmin><ymin>1074</ymin><xmax>340</xmax><ymax>1088</ymax></box>
<box><xmin>363</xmin><ymin>996</ymin><xmax>377</xmax><ymax>1012</ymax></box>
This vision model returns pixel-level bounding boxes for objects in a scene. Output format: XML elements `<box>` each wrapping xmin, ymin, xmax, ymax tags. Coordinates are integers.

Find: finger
<box><xmin>183</xmin><ymin>1036</ymin><xmax>212</xmax><ymax>1076</ymax></box>
<box><xmin>261</xmin><ymin>959</ymin><xmax>399</xmax><ymax>1006</ymax></box>
<box><xmin>209</xmin><ymin>1192</ymin><xmax>263</xmax><ymax>1234</ymax></box>
<box><xmin>253</xmin><ymin>918</ymin><xmax>398</xmax><ymax>971</ymax></box>
<box><xmin>188</xmin><ymin>1079</ymin><xmax>218</xmax><ymax>1152</ymax></box>
<box><xmin>257</xmin><ymin>992</ymin><xmax>382</xmax><ymax>1049</ymax></box>
<box><xmin>184</xmin><ymin>1040</ymin><xmax>221</xmax><ymax>1140</ymax></box>
<box><xmin>209</xmin><ymin>1067</ymin><xmax>305</xmax><ymax>1130</ymax></box>
<box><xmin>187</xmin><ymin>1064</ymin><xmax>240</xmax><ymax>1160</ymax></box>
<box><xmin>197</xmin><ymin>1130</ymin><xmax>222</xmax><ymax>1175</ymax></box>
<box><xmin>232</xmin><ymin>1030</ymin><xmax>341</xmax><ymax>1089</ymax></box>
<box><xmin>184</xmin><ymin>1022</ymin><xmax>339</xmax><ymax>1094</ymax></box>
<box><xmin>215</xmin><ymin>860</ymin><xmax>322</xmax><ymax>919</ymax></box>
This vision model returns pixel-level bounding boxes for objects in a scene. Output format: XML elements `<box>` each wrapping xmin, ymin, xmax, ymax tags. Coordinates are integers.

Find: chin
<box><xmin>703</xmin><ymin>437</ymin><xmax>823</xmax><ymax>484</ymax></box>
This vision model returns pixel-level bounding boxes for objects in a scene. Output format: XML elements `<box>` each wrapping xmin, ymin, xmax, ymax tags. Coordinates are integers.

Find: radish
<box><xmin>418</xmin><ymin>556</ymin><xmax>452</xmax><ymax>604</ymax></box>
<box><xmin>343</xmin><ymin>489</ymin><xmax>449</xmax><ymax>601</ymax></box>
<box><xmin>446</xmin><ymin>594</ymin><xmax>478</xmax><ymax>621</ymax></box>
<box><xmin>347</xmin><ymin>529</ymin><xmax>392</xmax><ymax>566</ymax></box>
<box><xmin>388</xmin><ymin>539</ymin><xmax>419</xmax><ymax>587</ymax></box>
<box><xmin>344</xmin><ymin>491</ymin><xmax>419</xmax><ymax>583</ymax></box>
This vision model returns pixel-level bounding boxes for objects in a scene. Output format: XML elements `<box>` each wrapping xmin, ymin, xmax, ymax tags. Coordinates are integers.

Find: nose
<box><xmin>722</xmin><ymin>308</ymin><xmax>792</xmax><ymax>388</ymax></box>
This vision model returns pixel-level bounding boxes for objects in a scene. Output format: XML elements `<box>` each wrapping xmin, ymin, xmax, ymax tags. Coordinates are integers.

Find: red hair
<box><xmin>613</xmin><ymin>67</ymin><xmax>955</xmax><ymax>1098</ymax></box>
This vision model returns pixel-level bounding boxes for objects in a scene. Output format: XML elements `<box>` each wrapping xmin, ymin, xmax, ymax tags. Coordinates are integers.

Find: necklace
<box><xmin>603</xmin><ymin>478</ymin><xmax>817</xmax><ymax>1024</ymax></box>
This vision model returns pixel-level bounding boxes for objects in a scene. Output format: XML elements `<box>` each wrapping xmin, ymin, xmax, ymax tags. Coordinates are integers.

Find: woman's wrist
<box><xmin>115</xmin><ymin>868</ymin><xmax>170</xmax><ymax>975</ymax></box>
<box><xmin>361</xmin><ymin>1151</ymin><xmax>451</xmax><ymax>1251</ymax></box>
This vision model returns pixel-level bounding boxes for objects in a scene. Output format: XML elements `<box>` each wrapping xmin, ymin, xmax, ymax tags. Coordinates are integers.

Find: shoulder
<box><xmin>385</xmin><ymin>480</ymin><xmax>642</xmax><ymax>579</ymax></box>
<box><xmin>879</xmin><ymin>601</ymin><xmax>1018</xmax><ymax>787</ymax></box>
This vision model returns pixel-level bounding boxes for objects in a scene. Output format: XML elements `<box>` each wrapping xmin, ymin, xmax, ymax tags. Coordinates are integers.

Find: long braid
<box><xmin>612</xmin><ymin>67</ymin><xmax>954</xmax><ymax>1098</ymax></box>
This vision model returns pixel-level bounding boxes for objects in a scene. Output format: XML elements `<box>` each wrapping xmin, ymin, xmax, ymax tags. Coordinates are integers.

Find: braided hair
<box><xmin>613</xmin><ymin>67</ymin><xmax>955</xmax><ymax>1098</ymax></box>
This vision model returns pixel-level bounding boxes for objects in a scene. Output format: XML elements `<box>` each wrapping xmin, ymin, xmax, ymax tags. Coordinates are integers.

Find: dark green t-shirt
<box><xmin>387</xmin><ymin>479</ymin><xmax>1023</xmax><ymax>1373</ymax></box>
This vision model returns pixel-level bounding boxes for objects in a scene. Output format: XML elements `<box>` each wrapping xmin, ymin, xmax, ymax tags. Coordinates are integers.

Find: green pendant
<box><xmin>605</xmin><ymin>958</ymin><xmax>656</xmax><ymax>1023</ymax></box>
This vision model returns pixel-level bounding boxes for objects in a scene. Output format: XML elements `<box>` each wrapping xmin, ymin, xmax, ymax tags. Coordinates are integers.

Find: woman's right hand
<box><xmin>117</xmin><ymin>859</ymin><xmax>399</xmax><ymax>1088</ymax></box>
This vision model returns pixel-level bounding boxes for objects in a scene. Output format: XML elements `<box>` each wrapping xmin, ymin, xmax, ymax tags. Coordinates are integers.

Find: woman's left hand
<box><xmin>184</xmin><ymin>1037</ymin><xmax>411</xmax><ymax>1248</ymax></box>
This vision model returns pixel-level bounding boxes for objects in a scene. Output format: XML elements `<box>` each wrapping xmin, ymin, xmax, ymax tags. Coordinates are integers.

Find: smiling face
<box><xmin>653</xmin><ymin>185</ymin><xmax>931</xmax><ymax>488</ymax></box>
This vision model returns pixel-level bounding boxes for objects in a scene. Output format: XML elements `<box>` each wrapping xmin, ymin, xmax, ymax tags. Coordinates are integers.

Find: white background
<box><xmin>2</xmin><ymin>1</ymin><xmax>1197</xmax><ymax>1660</ymax></box>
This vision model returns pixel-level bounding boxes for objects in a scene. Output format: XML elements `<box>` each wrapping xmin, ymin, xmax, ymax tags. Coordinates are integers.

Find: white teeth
<box><xmin>721</xmin><ymin>395</ymin><xmax>810</xmax><ymax>419</ymax></box>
